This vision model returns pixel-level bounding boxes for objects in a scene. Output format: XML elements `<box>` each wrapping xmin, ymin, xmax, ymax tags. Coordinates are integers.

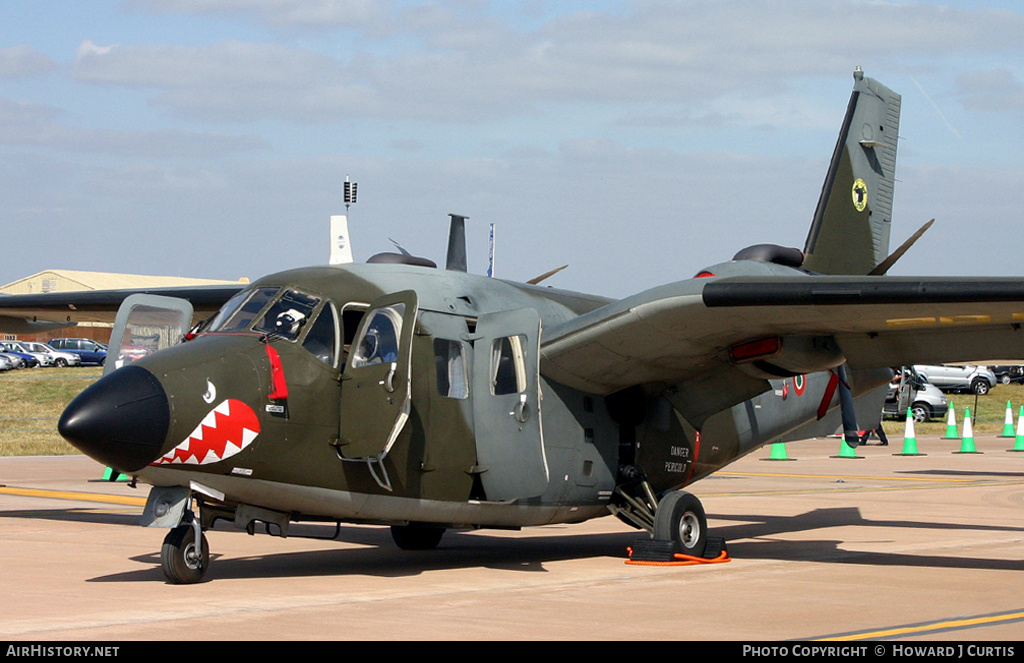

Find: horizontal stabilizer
<box><xmin>868</xmin><ymin>219</ymin><xmax>934</xmax><ymax>276</ymax></box>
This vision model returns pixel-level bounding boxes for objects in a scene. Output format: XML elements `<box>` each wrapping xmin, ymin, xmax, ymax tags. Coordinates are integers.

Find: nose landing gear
<box><xmin>161</xmin><ymin>515</ymin><xmax>209</xmax><ymax>584</ymax></box>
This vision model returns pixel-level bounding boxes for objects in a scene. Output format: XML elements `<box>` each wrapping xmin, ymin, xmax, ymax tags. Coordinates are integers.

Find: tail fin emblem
<box><xmin>852</xmin><ymin>178</ymin><xmax>868</xmax><ymax>212</ymax></box>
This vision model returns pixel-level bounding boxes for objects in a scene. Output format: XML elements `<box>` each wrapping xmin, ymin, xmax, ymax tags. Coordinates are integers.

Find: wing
<box><xmin>0</xmin><ymin>284</ymin><xmax>245</xmax><ymax>333</ymax></box>
<box><xmin>540</xmin><ymin>274</ymin><xmax>1024</xmax><ymax>427</ymax></box>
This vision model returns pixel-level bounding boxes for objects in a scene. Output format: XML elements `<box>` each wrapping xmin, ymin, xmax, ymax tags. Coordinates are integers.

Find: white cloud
<box><xmin>76</xmin><ymin>40</ymin><xmax>119</xmax><ymax>59</ymax></box>
<box><xmin>0</xmin><ymin>95</ymin><xmax>266</xmax><ymax>157</ymax></box>
<box><xmin>67</xmin><ymin>2</ymin><xmax>1024</xmax><ymax>128</ymax></box>
<box><xmin>125</xmin><ymin>0</ymin><xmax>390</xmax><ymax>28</ymax></box>
<box><xmin>2</xmin><ymin>1</ymin><xmax>1022</xmax><ymax>291</ymax></box>
<box><xmin>0</xmin><ymin>45</ymin><xmax>59</xmax><ymax>78</ymax></box>
<box><xmin>954</xmin><ymin>68</ymin><xmax>1024</xmax><ymax>112</ymax></box>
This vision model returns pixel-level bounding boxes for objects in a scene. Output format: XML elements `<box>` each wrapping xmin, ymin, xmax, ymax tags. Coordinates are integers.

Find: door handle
<box><xmin>513</xmin><ymin>393</ymin><xmax>529</xmax><ymax>422</ymax></box>
<box><xmin>382</xmin><ymin>362</ymin><xmax>397</xmax><ymax>393</ymax></box>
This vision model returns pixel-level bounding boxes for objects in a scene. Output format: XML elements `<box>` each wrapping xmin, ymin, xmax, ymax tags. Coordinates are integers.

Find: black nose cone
<box><xmin>59</xmin><ymin>365</ymin><xmax>170</xmax><ymax>473</ymax></box>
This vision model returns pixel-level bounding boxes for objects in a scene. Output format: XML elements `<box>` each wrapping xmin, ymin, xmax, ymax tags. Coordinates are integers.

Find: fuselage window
<box><xmin>434</xmin><ymin>338</ymin><xmax>468</xmax><ymax>399</ymax></box>
<box><xmin>254</xmin><ymin>290</ymin><xmax>321</xmax><ymax>341</ymax></box>
<box><xmin>350</xmin><ymin>303</ymin><xmax>404</xmax><ymax>369</ymax></box>
<box><xmin>301</xmin><ymin>303</ymin><xmax>339</xmax><ymax>367</ymax></box>
<box><xmin>490</xmin><ymin>334</ymin><xmax>527</xmax><ymax>395</ymax></box>
<box><xmin>208</xmin><ymin>286</ymin><xmax>280</xmax><ymax>333</ymax></box>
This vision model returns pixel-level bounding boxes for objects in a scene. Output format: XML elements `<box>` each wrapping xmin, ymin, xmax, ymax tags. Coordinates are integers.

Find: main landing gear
<box><xmin>610</xmin><ymin>474</ymin><xmax>713</xmax><ymax>561</ymax></box>
<box><xmin>653</xmin><ymin>490</ymin><xmax>708</xmax><ymax>558</ymax></box>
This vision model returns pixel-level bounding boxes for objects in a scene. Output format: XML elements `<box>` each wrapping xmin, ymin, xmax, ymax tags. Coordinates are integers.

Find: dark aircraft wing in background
<box><xmin>0</xmin><ymin>284</ymin><xmax>245</xmax><ymax>334</ymax></box>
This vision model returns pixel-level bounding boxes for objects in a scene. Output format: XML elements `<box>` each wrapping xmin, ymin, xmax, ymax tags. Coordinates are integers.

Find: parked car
<box><xmin>0</xmin><ymin>354</ymin><xmax>12</xmax><ymax>371</ymax></box>
<box><xmin>883</xmin><ymin>367</ymin><xmax>949</xmax><ymax>423</ymax></box>
<box><xmin>0</xmin><ymin>342</ymin><xmax>39</xmax><ymax>368</ymax></box>
<box><xmin>4</xmin><ymin>341</ymin><xmax>55</xmax><ymax>367</ymax></box>
<box><xmin>912</xmin><ymin>364</ymin><xmax>997</xmax><ymax>395</ymax></box>
<box><xmin>989</xmin><ymin>365</ymin><xmax>1024</xmax><ymax>385</ymax></box>
<box><xmin>19</xmin><ymin>341</ymin><xmax>81</xmax><ymax>367</ymax></box>
<box><xmin>47</xmin><ymin>338</ymin><xmax>108</xmax><ymax>366</ymax></box>
<box><xmin>0</xmin><ymin>351</ymin><xmax>25</xmax><ymax>369</ymax></box>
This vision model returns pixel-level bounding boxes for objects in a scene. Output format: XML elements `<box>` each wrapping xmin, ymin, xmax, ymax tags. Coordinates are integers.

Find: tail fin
<box><xmin>802</xmin><ymin>67</ymin><xmax>901</xmax><ymax>275</ymax></box>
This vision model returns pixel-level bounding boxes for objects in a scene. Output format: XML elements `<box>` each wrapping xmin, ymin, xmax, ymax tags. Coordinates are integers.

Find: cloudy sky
<box><xmin>1</xmin><ymin>0</ymin><xmax>1022</xmax><ymax>298</ymax></box>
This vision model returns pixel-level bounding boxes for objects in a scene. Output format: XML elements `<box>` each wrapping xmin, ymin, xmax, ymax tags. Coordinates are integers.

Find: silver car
<box><xmin>20</xmin><ymin>341</ymin><xmax>81</xmax><ymax>367</ymax></box>
<box><xmin>912</xmin><ymin>364</ymin><xmax>997</xmax><ymax>396</ymax></box>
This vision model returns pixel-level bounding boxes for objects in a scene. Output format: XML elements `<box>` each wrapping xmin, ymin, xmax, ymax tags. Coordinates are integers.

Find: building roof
<box><xmin>0</xmin><ymin>270</ymin><xmax>247</xmax><ymax>295</ymax></box>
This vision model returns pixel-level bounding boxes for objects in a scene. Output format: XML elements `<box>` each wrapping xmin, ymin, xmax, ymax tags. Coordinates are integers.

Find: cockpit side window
<box><xmin>301</xmin><ymin>302</ymin><xmax>339</xmax><ymax>367</ymax></box>
<box><xmin>253</xmin><ymin>290</ymin><xmax>321</xmax><ymax>341</ymax></box>
<box><xmin>350</xmin><ymin>304</ymin><xmax>404</xmax><ymax>369</ymax></box>
<box><xmin>208</xmin><ymin>287</ymin><xmax>280</xmax><ymax>333</ymax></box>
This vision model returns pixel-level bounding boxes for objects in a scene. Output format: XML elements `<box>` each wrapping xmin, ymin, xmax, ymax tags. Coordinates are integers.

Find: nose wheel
<box><xmin>161</xmin><ymin>520</ymin><xmax>210</xmax><ymax>584</ymax></box>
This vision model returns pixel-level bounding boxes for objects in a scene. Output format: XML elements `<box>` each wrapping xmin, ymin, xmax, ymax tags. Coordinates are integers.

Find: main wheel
<box><xmin>390</xmin><ymin>524</ymin><xmax>445</xmax><ymax>550</ymax></box>
<box><xmin>161</xmin><ymin>524</ymin><xmax>210</xmax><ymax>584</ymax></box>
<box><xmin>654</xmin><ymin>491</ymin><xmax>708</xmax><ymax>558</ymax></box>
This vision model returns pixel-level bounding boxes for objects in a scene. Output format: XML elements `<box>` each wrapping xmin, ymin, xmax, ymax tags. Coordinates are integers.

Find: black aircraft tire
<box><xmin>654</xmin><ymin>491</ymin><xmax>708</xmax><ymax>558</ymax></box>
<box><xmin>390</xmin><ymin>524</ymin><xmax>445</xmax><ymax>550</ymax></box>
<box><xmin>161</xmin><ymin>524</ymin><xmax>210</xmax><ymax>584</ymax></box>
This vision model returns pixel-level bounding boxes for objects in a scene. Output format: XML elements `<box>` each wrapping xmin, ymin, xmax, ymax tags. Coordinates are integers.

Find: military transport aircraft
<box><xmin>3</xmin><ymin>68</ymin><xmax>1024</xmax><ymax>583</ymax></box>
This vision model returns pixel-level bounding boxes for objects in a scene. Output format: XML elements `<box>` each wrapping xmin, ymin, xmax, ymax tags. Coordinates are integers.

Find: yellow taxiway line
<box><xmin>0</xmin><ymin>485</ymin><xmax>146</xmax><ymax>507</ymax></box>
<box><xmin>720</xmin><ymin>470</ymin><xmax>984</xmax><ymax>483</ymax></box>
<box><xmin>822</xmin><ymin>609</ymin><xmax>1024</xmax><ymax>640</ymax></box>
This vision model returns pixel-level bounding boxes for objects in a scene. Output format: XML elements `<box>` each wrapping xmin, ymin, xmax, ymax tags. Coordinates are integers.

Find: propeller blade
<box><xmin>388</xmin><ymin>238</ymin><xmax>412</xmax><ymax>256</ymax></box>
<box><xmin>526</xmin><ymin>265</ymin><xmax>568</xmax><ymax>285</ymax></box>
<box><xmin>868</xmin><ymin>219</ymin><xmax>934</xmax><ymax>276</ymax></box>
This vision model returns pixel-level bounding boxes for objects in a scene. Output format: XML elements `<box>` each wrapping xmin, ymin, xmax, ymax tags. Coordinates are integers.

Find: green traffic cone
<box><xmin>763</xmin><ymin>442</ymin><xmax>795</xmax><ymax>461</ymax></box>
<box><xmin>832</xmin><ymin>434</ymin><xmax>862</xmax><ymax>459</ymax></box>
<box><xmin>1011</xmin><ymin>407</ymin><xmax>1024</xmax><ymax>452</ymax></box>
<box><xmin>955</xmin><ymin>406</ymin><xmax>980</xmax><ymax>454</ymax></box>
<box><xmin>999</xmin><ymin>401</ymin><xmax>1015</xmax><ymax>438</ymax></box>
<box><xmin>899</xmin><ymin>407</ymin><xmax>924</xmax><ymax>456</ymax></box>
<box><xmin>942</xmin><ymin>401</ymin><xmax>960</xmax><ymax>440</ymax></box>
<box><xmin>102</xmin><ymin>467</ymin><xmax>127</xmax><ymax>481</ymax></box>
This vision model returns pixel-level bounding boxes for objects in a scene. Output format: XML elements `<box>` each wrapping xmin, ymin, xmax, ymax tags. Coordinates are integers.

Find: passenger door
<box><xmin>471</xmin><ymin>308</ymin><xmax>547</xmax><ymax>501</ymax></box>
<box><xmin>338</xmin><ymin>291</ymin><xmax>418</xmax><ymax>461</ymax></box>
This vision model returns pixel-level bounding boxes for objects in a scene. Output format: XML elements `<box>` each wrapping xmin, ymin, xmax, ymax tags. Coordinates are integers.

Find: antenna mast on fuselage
<box><xmin>330</xmin><ymin>175</ymin><xmax>356</xmax><ymax>265</ymax></box>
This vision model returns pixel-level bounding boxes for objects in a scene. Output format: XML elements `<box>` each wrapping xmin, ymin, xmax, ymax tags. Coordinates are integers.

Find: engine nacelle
<box><xmin>729</xmin><ymin>335</ymin><xmax>844</xmax><ymax>379</ymax></box>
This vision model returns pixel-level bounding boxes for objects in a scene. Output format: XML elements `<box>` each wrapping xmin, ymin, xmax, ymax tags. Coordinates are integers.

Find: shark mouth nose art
<box><xmin>153</xmin><ymin>399</ymin><xmax>261</xmax><ymax>466</ymax></box>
